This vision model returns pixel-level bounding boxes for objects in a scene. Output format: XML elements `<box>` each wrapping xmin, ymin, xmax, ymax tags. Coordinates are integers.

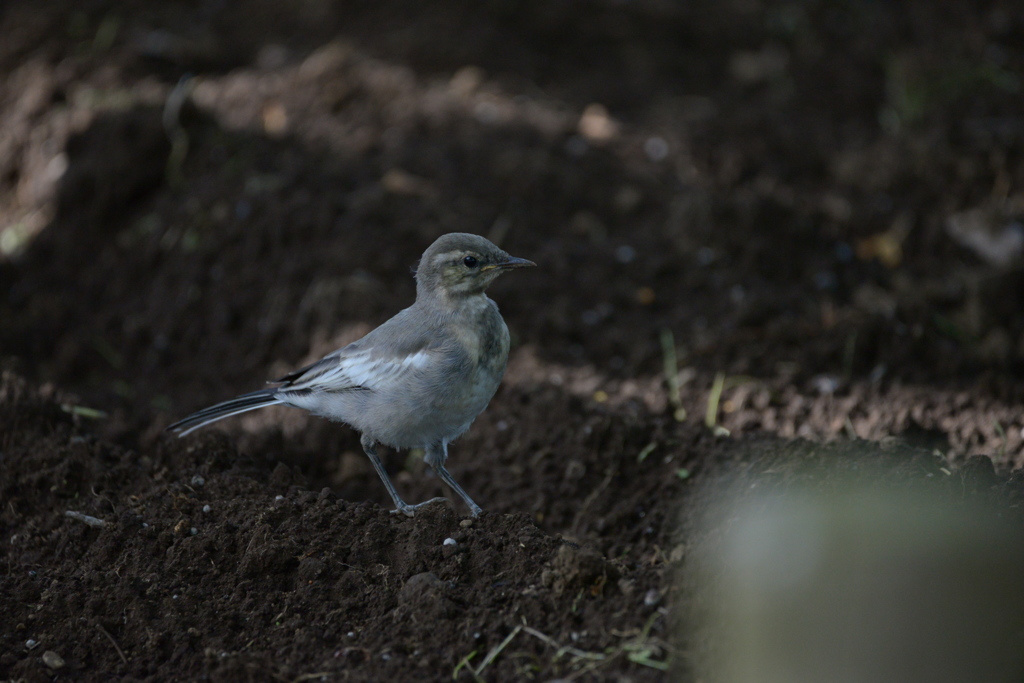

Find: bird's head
<box><xmin>415</xmin><ymin>233</ymin><xmax>535</xmax><ymax>299</ymax></box>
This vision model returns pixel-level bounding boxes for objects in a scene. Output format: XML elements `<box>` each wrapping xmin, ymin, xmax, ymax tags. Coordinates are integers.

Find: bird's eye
<box><xmin>463</xmin><ymin>256</ymin><xmax>478</xmax><ymax>268</ymax></box>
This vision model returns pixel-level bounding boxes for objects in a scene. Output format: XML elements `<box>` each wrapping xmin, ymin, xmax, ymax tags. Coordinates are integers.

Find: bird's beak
<box><xmin>483</xmin><ymin>256</ymin><xmax>536</xmax><ymax>272</ymax></box>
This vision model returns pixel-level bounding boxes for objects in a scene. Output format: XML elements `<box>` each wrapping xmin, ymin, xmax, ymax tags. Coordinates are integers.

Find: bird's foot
<box><xmin>390</xmin><ymin>497</ymin><xmax>450</xmax><ymax>517</ymax></box>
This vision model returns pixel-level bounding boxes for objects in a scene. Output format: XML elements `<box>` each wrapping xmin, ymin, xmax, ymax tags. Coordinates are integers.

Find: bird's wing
<box><xmin>278</xmin><ymin>345</ymin><xmax>436</xmax><ymax>395</ymax></box>
<box><xmin>271</xmin><ymin>347</ymin><xmax>347</xmax><ymax>386</ymax></box>
<box><xmin>272</xmin><ymin>309</ymin><xmax>441</xmax><ymax>395</ymax></box>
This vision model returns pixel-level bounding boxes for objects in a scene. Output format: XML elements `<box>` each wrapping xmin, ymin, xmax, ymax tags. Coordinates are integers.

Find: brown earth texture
<box><xmin>2</xmin><ymin>1</ymin><xmax>1024</xmax><ymax>681</ymax></box>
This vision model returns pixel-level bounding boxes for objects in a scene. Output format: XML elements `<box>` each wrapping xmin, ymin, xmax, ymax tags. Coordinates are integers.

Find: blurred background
<box><xmin>1</xmin><ymin>0</ymin><xmax>1022</xmax><ymax>461</ymax></box>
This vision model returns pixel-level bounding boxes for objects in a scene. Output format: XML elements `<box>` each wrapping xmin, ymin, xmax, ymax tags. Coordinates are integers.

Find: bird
<box><xmin>167</xmin><ymin>233</ymin><xmax>535</xmax><ymax>517</ymax></box>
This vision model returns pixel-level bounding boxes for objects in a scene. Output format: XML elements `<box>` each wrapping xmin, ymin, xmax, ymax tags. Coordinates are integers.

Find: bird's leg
<box><xmin>425</xmin><ymin>442</ymin><xmax>484</xmax><ymax>517</ymax></box>
<box><xmin>361</xmin><ymin>436</ymin><xmax>447</xmax><ymax>517</ymax></box>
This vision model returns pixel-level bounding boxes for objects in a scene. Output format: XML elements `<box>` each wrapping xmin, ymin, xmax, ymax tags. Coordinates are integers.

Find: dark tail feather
<box><xmin>167</xmin><ymin>389</ymin><xmax>283</xmax><ymax>436</ymax></box>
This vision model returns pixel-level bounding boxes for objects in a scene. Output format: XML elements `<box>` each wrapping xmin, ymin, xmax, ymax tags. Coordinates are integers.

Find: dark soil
<box><xmin>2</xmin><ymin>1</ymin><xmax>1023</xmax><ymax>680</ymax></box>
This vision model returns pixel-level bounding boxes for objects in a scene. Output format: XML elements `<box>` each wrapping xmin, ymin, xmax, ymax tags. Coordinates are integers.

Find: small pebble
<box><xmin>614</xmin><ymin>245</ymin><xmax>636</xmax><ymax>264</ymax></box>
<box><xmin>25</xmin><ymin>639</ymin><xmax>39</xmax><ymax>650</ymax></box>
<box><xmin>835</xmin><ymin>241</ymin><xmax>854</xmax><ymax>263</ymax></box>
<box><xmin>564</xmin><ymin>135</ymin><xmax>589</xmax><ymax>157</ymax></box>
<box><xmin>190</xmin><ymin>527</ymin><xmax>198</xmax><ymax>535</ymax></box>
<box><xmin>42</xmin><ymin>651</ymin><xmax>65</xmax><ymax>669</ymax></box>
<box><xmin>814</xmin><ymin>271</ymin><xmax>838</xmax><ymax>291</ymax></box>
<box><xmin>644</xmin><ymin>588</ymin><xmax>661</xmax><ymax>607</ymax></box>
<box><xmin>202</xmin><ymin>505</ymin><xmax>211</xmax><ymax>513</ymax></box>
<box><xmin>730</xmin><ymin>284</ymin><xmax>746</xmax><ymax>304</ymax></box>
<box><xmin>812</xmin><ymin>374</ymin><xmax>840</xmax><ymax>395</ymax></box>
<box><xmin>644</xmin><ymin>136</ymin><xmax>669</xmax><ymax>161</ymax></box>
<box><xmin>696</xmin><ymin>246</ymin><xmax>717</xmax><ymax>266</ymax></box>
<box><xmin>191</xmin><ymin>475</ymin><xmax>205</xmax><ymax>487</ymax></box>
<box><xmin>443</xmin><ymin>537</ymin><xmax>457</xmax><ymax>547</ymax></box>
<box><xmin>459</xmin><ymin>519</ymin><xmax>474</xmax><ymax>528</ymax></box>
<box><xmin>275</xmin><ymin>495</ymin><xmax>284</xmax><ymax>501</ymax></box>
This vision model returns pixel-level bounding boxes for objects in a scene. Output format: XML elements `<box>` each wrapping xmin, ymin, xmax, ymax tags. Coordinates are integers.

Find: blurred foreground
<box><xmin>690</xmin><ymin>469</ymin><xmax>1024</xmax><ymax>683</ymax></box>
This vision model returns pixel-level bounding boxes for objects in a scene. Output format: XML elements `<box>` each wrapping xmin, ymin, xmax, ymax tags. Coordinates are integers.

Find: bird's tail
<box><xmin>166</xmin><ymin>388</ymin><xmax>283</xmax><ymax>437</ymax></box>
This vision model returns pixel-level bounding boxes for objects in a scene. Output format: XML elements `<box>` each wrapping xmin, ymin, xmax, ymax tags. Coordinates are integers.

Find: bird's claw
<box><xmin>390</xmin><ymin>496</ymin><xmax>450</xmax><ymax>517</ymax></box>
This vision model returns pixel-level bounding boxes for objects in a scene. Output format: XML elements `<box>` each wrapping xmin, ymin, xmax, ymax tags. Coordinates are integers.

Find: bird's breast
<box><xmin>453</xmin><ymin>299</ymin><xmax>509</xmax><ymax>373</ymax></box>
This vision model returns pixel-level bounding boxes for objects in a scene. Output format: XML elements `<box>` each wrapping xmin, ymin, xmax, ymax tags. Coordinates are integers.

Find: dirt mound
<box><xmin>2</xmin><ymin>371</ymin><xmax>684</xmax><ymax>681</ymax></box>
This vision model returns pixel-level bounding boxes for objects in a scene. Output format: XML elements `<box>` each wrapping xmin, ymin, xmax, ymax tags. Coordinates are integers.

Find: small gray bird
<box><xmin>167</xmin><ymin>233</ymin><xmax>534</xmax><ymax>517</ymax></box>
